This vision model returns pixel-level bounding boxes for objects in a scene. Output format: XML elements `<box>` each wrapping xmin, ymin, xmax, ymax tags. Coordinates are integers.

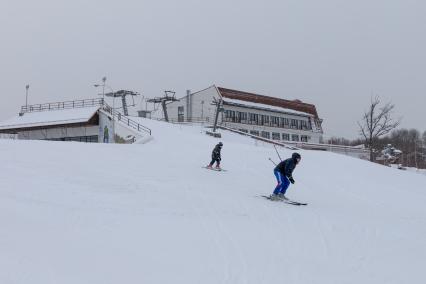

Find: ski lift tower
<box><xmin>211</xmin><ymin>97</ymin><xmax>224</xmax><ymax>133</ymax></box>
<box><xmin>205</xmin><ymin>97</ymin><xmax>224</xmax><ymax>138</ymax></box>
<box><xmin>146</xmin><ymin>91</ymin><xmax>179</xmax><ymax>122</ymax></box>
<box><xmin>104</xmin><ymin>90</ymin><xmax>140</xmax><ymax>116</ymax></box>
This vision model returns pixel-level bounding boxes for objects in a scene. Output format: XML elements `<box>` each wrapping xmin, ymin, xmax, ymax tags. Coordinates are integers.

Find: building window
<box><xmin>280</xmin><ymin>118</ymin><xmax>289</xmax><ymax>128</ymax></box>
<box><xmin>301</xmin><ymin>135</ymin><xmax>309</xmax><ymax>142</ymax></box>
<box><xmin>235</xmin><ymin>111</ymin><xmax>241</xmax><ymax>123</ymax></box>
<box><xmin>291</xmin><ymin>134</ymin><xmax>299</xmax><ymax>141</ymax></box>
<box><xmin>224</xmin><ymin>110</ymin><xmax>236</xmax><ymax>122</ymax></box>
<box><xmin>315</xmin><ymin>119</ymin><xmax>322</xmax><ymax>130</ymax></box>
<box><xmin>271</xmin><ymin>116</ymin><xmax>279</xmax><ymax>126</ymax></box>
<box><xmin>50</xmin><ymin>135</ymin><xmax>99</xmax><ymax>143</ymax></box>
<box><xmin>282</xmin><ymin>133</ymin><xmax>290</xmax><ymax>141</ymax></box>
<box><xmin>250</xmin><ymin>130</ymin><xmax>259</xmax><ymax>136</ymax></box>
<box><xmin>178</xmin><ymin>106</ymin><xmax>184</xmax><ymax>122</ymax></box>
<box><xmin>301</xmin><ymin>120</ymin><xmax>309</xmax><ymax>130</ymax></box>
<box><xmin>249</xmin><ymin>113</ymin><xmax>259</xmax><ymax>125</ymax></box>
<box><xmin>261</xmin><ymin>115</ymin><xmax>270</xmax><ymax>126</ymax></box>
<box><xmin>291</xmin><ymin>119</ymin><xmax>298</xmax><ymax>129</ymax></box>
<box><xmin>236</xmin><ymin>112</ymin><xmax>247</xmax><ymax>123</ymax></box>
<box><xmin>272</xmin><ymin>132</ymin><xmax>280</xmax><ymax>140</ymax></box>
<box><xmin>261</xmin><ymin>131</ymin><xmax>270</xmax><ymax>139</ymax></box>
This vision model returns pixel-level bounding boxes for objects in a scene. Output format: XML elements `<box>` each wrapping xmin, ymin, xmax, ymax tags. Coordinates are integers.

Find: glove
<box><xmin>289</xmin><ymin>177</ymin><xmax>295</xmax><ymax>184</ymax></box>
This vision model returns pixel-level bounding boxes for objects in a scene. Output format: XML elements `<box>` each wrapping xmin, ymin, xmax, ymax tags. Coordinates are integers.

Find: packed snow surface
<box><xmin>1</xmin><ymin>118</ymin><xmax>426</xmax><ymax>284</ymax></box>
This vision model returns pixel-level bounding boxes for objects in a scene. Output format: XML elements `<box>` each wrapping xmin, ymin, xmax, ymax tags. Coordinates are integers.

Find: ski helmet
<box><xmin>292</xmin><ymin>152</ymin><xmax>301</xmax><ymax>162</ymax></box>
<box><xmin>218</xmin><ymin>142</ymin><xmax>223</xmax><ymax>147</ymax></box>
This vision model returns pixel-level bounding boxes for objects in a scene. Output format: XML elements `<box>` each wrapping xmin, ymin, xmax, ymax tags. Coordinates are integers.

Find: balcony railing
<box><xmin>222</xmin><ymin>117</ymin><xmax>313</xmax><ymax>131</ymax></box>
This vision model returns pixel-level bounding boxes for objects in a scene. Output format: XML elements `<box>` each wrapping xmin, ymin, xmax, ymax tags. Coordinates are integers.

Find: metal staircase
<box><xmin>100</xmin><ymin>103</ymin><xmax>151</xmax><ymax>136</ymax></box>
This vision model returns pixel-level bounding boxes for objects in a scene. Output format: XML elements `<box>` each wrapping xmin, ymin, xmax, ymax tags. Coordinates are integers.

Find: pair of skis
<box><xmin>202</xmin><ymin>166</ymin><xmax>227</xmax><ymax>172</ymax></box>
<box><xmin>261</xmin><ymin>195</ymin><xmax>307</xmax><ymax>206</ymax></box>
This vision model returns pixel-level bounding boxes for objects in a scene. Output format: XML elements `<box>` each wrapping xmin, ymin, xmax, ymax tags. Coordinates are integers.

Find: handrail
<box><xmin>114</xmin><ymin>109</ymin><xmax>152</xmax><ymax>135</ymax></box>
<box><xmin>154</xmin><ymin>117</ymin><xmax>210</xmax><ymax>124</ymax></box>
<box><xmin>101</xmin><ymin>104</ymin><xmax>151</xmax><ymax>135</ymax></box>
<box><xmin>218</xmin><ymin>125</ymin><xmax>369</xmax><ymax>154</ymax></box>
<box><xmin>20</xmin><ymin>98</ymin><xmax>104</xmax><ymax>113</ymax></box>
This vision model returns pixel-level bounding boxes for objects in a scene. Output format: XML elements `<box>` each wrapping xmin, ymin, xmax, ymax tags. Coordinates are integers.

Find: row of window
<box><xmin>238</xmin><ymin>129</ymin><xmax>309</xmax><ymax>142</ymax></box>
<box><xmin>224</xmin><ymin>110</ymin><xmax>312</xmax><ymax>130</ymax></box>
<box><xmin>47</xmin><ymin>135</ymin><xmax>99</xmax><ymax>143</ymax></box>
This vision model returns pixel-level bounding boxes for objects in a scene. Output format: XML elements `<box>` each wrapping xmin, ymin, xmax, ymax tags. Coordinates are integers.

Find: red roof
<box><xmin>217</xmin><ymin>87</ymin><xmax>319</xmax><ymax>118</ymax></box>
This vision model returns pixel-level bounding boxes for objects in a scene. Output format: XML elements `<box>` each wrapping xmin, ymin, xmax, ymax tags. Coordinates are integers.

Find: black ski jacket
<box><xmin>211</xmin><ymin>145</ymin><xmax>222</xmax><ymax>160</ymax></box>
<box><xmin>274</xmin><ymin>157</ymin><xmax>297</xmax><ymax>179</ymax></box>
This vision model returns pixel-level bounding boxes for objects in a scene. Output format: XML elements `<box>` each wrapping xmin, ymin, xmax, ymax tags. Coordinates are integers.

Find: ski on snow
<box><xmin>202</xmin><ymin>166</ymin><xmax>227</xmax><ymax>172</ymax></box>
<box><xmin>261</xmin><ymin>195</ymin><xmax>307</xmax><ymax>206</ymax></box>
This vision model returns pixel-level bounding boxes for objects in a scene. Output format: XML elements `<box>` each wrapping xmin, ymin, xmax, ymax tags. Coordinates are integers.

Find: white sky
<box><xmin>1</xmin><ymin>0</ymin><xmax>425</xmax><ymax>139</ymax></box>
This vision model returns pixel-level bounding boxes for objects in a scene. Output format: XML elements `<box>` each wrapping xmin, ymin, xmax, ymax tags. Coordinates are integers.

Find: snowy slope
<box><xmin>1</xmin><ymin>119</ymin><xmax>426</xmax><ymax>284</ymax></box>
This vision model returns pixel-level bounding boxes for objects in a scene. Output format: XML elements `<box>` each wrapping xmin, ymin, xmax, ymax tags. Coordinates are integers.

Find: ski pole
<box><xmin>268</xmin><ymin>157</ymin><xmax>277</xmax><ymax>166</ymax></box>
<box><xmin>273</xmin><ymin>145</ymin><xmax>282</xmax><ymax>161</ymax></box>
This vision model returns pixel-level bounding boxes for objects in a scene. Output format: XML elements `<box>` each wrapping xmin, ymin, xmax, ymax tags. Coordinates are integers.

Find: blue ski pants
<box><xmin>273</xmin><ymin>169</ymin><xmax>290</xmax><ymax>195</ymax></box>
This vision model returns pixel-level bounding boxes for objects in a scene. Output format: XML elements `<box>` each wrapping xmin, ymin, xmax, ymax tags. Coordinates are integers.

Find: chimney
<box><xmin>186</xmin><ymin>90</ymin><xmax>192</xmax><ymax>121</ymax></box>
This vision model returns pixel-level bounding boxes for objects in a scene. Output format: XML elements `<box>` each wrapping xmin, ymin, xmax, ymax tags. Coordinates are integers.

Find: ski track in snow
<box><xmin>183</xmin><ymin>185</ymin><xmax>231</xmax><ymax>284</ymax></box>
<box><xmin>196</xmin><ymin>184</ymin><xmax>249</xmax><ymax>284</ymax></box>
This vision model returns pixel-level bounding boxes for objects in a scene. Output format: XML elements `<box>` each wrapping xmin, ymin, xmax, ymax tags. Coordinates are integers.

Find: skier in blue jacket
<box><xmin>270</xmin><ymin>152</ymin><xmax>301</xmax><ymax>200</ymax></box>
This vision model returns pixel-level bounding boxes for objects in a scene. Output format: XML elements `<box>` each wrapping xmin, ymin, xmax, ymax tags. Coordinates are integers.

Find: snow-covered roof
<box><xmin>222</xmin><ymin>97</ymin><xmax>313</xmax><ymax>117</ymax></box>
<box><xmin>0</xmin><ymin>106</ymin><xmax>100</xmax><ymax>131</ymax></box>
<box><xmin>217</xmin><ymin>86</ymin><xmax>320</xmax><ymax>118</ymax></box>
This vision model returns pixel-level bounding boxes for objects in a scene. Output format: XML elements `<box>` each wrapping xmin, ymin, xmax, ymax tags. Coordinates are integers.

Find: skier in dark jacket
<box><xmin>207</xmin><ymin>142</ymin><xmax>223</xmax><ymax>169</ymax></box>
<box><xmin>270</xmin><ymin>152</ymin><xmax>301</xmax><ymax>200</ymax></box>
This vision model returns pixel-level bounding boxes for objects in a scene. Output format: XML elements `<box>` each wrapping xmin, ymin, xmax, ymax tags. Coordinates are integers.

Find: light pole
<box><xmin>94</xmin><ymin>82</ymin><xmax>115</xmax><ymax>143</ymax></box>
<box><xmin>101</xmin><ymin>76</ymin><xmax>106</xmax><ymax>101</ymax></box>
<box><xmin>25</xmin><ymin>84</ymin><xmax>29</xmax><ymax>108</ymax></box>
<box><xmin>94</xmin><ymin>76</ymin><xmax>107</xmax><ymax>103</ymax></box>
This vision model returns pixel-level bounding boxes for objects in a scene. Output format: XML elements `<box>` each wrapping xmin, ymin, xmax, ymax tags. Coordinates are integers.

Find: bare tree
<box><xmin>423</xmin><ymin>131</ymin><xmax>426</xmax><ymax>167</ymax></box>
<box><xmin>358</xmin><ymin>96</ymin><xmax>401</xmax><ymax>161</ymax></box>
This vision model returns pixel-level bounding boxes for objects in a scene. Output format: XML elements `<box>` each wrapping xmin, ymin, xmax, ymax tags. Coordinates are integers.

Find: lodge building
<box><xmin>164</xmin><ymin>85</ymin><xmax>324</xmax><ymax>143</ymax></box>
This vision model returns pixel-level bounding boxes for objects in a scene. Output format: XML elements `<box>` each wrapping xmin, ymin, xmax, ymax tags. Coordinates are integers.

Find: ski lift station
<box><xmin>0</xmin><ymin>98</ymin><xmax>151</xmax><ymax>143</ymax></box>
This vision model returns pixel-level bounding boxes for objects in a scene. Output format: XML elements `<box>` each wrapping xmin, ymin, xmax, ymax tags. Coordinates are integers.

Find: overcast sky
<box><xmin>1</xmin><ymin>0</ymin><xmax>425</xmax><ymax>139</ymax></box>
